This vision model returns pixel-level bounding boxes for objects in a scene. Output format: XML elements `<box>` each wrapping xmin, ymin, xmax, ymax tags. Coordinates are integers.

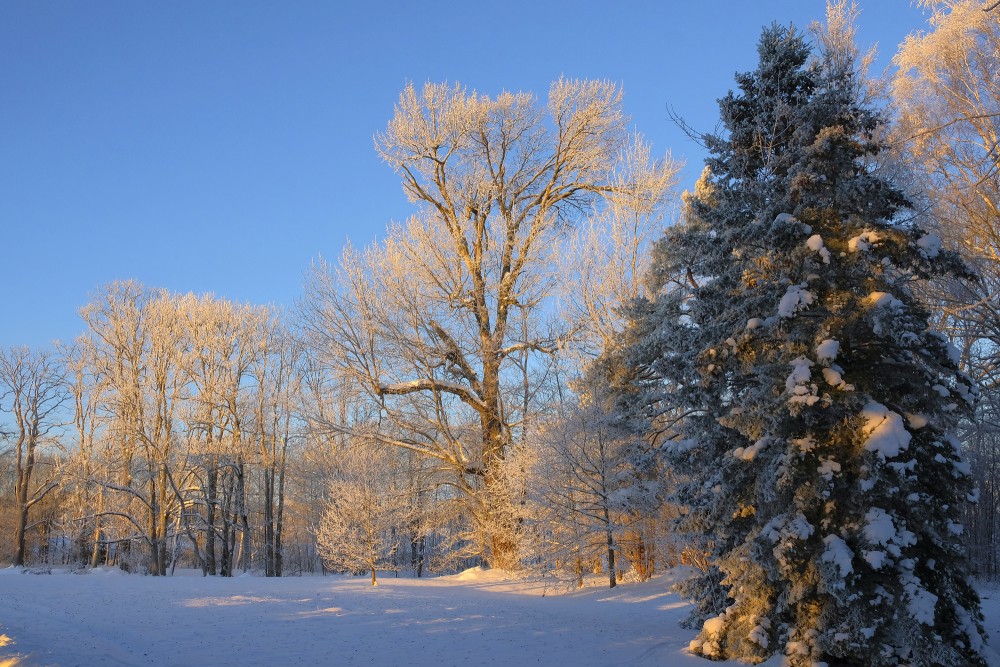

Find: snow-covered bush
<box><xmin>316</xmin><ymin>444</ymin><xmax>405</xmax><ymax>586</ymax></box>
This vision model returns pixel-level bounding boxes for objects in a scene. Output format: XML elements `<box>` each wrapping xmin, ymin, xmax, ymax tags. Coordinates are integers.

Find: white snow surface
<box><xmin>817</xmin><ymin>457</ymin><xmax>841</xmax><ymax>480</ymax></box>
<box><xmin>0</xmin><ymin>566</ymin><xmax>745</xmax><ymax>667</ymax></box>
<box><xmin>806</xmin><ymin>234</ymin><xmax>831</xmax><ymax>264</ymax></box>
<box><xmin>848</xmin><ymin>230</ymin><xmax>879</xmax><ymax>252</ymax></box>
<box><xmin>734</xmin><ymin>437</ymin><xmax>770</xmax><ymax>461</ymax></box>
<box><xmin>822</xmin><ymin>366</ymin><xmax>848</xmax><ymax>389</ymax></box>
<box><xmin>863</xmin><ymin>550</ymin><xmax>888</xmax><ymax>569</ymax></box>
<box><xmin>3</xmin><ymin>567</ymin><xmax>1000</xmax><ymax>666</ymax></box>
<box><xmin>785</xmin><ymin>357</ymin><xmax>819</xmax><ymax>406</ymax></box>
<box><xmin>864</xmin><ymin>507</ymin><xmax>896</xmax><ymax>546</ymax></box>
<box><xmin>904</xmin><ymin>575</ymin><xmax>938</xmax><ymax>626</ymax></box>
<box><xmin>865</xmin><ymin>291</ymin><xmax>904</xmax><ymax>309</ymax></box>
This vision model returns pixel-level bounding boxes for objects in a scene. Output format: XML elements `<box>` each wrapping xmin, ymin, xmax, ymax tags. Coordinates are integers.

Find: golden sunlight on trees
<box><xmin>301</xmin><ymin>79</ymin><xmax>679</xmax><ymax>569</ymax></box>
<box><xmin>315</xmin><ymin>443</ymin><xmax>405</xmax><ymax>586</ymax></box>
<box><xmin>894</xmin><ymin>1</ymin><xmax>999</xmax><ymax>275</ymax></box>
<box><xmin>5</xmin><ymin>9</ymin><xmax>1000</xmax><ymax>665</ymax></box>
<box><xmin>557</xmin><ymin>136</ymin><xmax>680</xmax><ymax>359</ymax></box>
<box><xmin>48</xmin><ymin>281</ymin><xmax>308</xmax><ymax>576</ymax></box>
<box><xmin>0</xmin><ymin>347</ymin><xmax>67</xmax><ymax>567</ymax></box>
<box><xmin>893</xmin><ymin>0</ymin><xmax>1000</xmax><ymax>575</ymax></box>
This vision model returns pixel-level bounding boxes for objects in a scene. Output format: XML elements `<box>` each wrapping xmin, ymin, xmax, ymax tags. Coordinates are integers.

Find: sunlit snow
<box><xmin>0</xmin><ymin>566</ymin><xmax>844</xmax><ymax>667</ymax></box>
<box><xmin>861</xmin><ymin>401</ymin><xmax>912</xmax><ymax>459</ymax></box>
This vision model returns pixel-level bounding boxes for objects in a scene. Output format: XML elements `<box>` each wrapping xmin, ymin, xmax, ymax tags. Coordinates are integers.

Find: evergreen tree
<box><xmin>612</xmin><ymin>25</ymin><xmax>985</xmax><ymax>666</ymax></box>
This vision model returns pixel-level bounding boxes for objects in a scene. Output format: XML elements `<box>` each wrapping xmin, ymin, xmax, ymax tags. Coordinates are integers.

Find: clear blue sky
<box><xmin>1</xmin><ymin>1</ymin><xmax>929</xmax><ymax>349</ymax></box>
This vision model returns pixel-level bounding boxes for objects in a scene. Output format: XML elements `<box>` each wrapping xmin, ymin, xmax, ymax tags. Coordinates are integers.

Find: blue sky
<box><xmin>1</xmin><ymin>1</ymin><xmax>929</xmax><ymax>348</ymax></box>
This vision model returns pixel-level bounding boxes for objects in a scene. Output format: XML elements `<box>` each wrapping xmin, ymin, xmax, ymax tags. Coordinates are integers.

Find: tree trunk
<box><xmin>275</xmin><ymin>444</ymin><xmax>286</xmax><ymax>577</ymax></box>
<box><xmin>604</xmin><ymin>506</ymin><xmax>616</xmax><ymax>589</ymax></box>
<box><xmin>156</xmin><ymin>463</ymin><xmax>170</xmax><ymax>576</ymax></box>
<box><xmin>12</xmin><ymin>431</ymin><xmax>36</xmax><ymax>567</ymax></box>
<box><xmin>411</xmin><ymin>534</ymin><xmax>424</xmax><ymax>578</ymax></box>
<box><xmin>263</xmin><ymin>466</ymin><xmax>275</xmax><ymax>576</ymax></box>
<box><xmin>13</xmin><ymin>502</ymin><xmax>28</xmax><ymax>567</ymax></box>
<box><xmin>148</xmin><ymin>465</ymin><xmax>161</xmax><ymax>576</ymax></box>
<box><xmin>236</xmin><ymin>461</ymin><xmax>251</xmax><ymax>573</ymax></box>
<box><xmin>205</xmin><ymin>462</ymin><xmax>218</xmax><ymax>575</ymax></box>
<box><xmin>480</xmin><ymin>358</ymin><xmax>519</xmax><ymax>569</ymax></box>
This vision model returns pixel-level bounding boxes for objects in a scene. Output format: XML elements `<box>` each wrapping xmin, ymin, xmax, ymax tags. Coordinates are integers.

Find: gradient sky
<box><xmin>1</xmin><ymin>1</ymin><xmax>930</xmax><ymax>349</ymax></box>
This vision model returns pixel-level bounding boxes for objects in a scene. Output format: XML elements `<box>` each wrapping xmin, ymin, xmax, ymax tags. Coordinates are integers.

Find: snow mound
<box><xmin>865</xmin><ymin>291</ymin><xmax>903</xmax><ymax>309</ymax></box>
<box><xmin>821</xmin><ymin>534</ymin><xmax>854</xmax><ymax>577</ymax></box>
<box><xmin>786</xmin><ymin>357</ymin><xmax>819</xmax><ymax>406</ymax></box>
<box><xmin>449</xmin><ymin>566</ymin><xmax>512</xmax><ymax>583</ymax></box>
<box><xmin>905</xmin><ymin>578</ymin><xmax>938</xmax><ymax>626</ymax></box>
<box><xmin>806</xmin><ymin>234</ymin><xmax>831</xmax><ymax>264</ymax></box>
<box><xmin>861</xmin><ymin>401</ymin><xmax>911</xmax><ymax>459</ymax></box>
<box><xmin>916</xmin><ymin>233</ymin><xmax>941</xmax><ymax>258</ymax></box>
<box><xmin>864</xmin><ymin>508</ymin><xmax>896</xmax><ymax>546</ymax></box>
<box><xmin>734</xmin><ymin>437</ymin><xmax>770</xmax><ymax>461</ymax></box>
<box><xmin>815</xmin><ymin>339</ymin><xmax>839</xmax><ymax>364</ymax></box>
<box><xmin>848</xmin><ymin>230</ymin><xmax>879</xmax><ymax>252</ymax></box>
<box><xmin>822</xmin><ymin>366</ymin><xmax>853</xmax><ymax>391</ymax></box>
<box><xmin>778</xmin><ymin>284</ymin><xmax>814</xmax><ymax>318</ymax></box>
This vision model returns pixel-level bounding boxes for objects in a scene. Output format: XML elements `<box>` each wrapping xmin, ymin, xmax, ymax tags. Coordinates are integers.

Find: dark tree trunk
<box><xmin>275</xmin><ymin>446</ymin><xmax>286</xmax><ymax>577</ymax></box>
<box><xmin>205</xmin><ymin>462</ymin><xmax>218</xmax><ymax>575</ymax></box>
<box><xmin>604</xmin><ymin>505</ymin><xmax>616</xmax><ymax>589</ymax></box>
<box><xmin>12</xmin><ymin>503</ymin><xmax>29</xmax><ymax>567</ymax></box>
<box><xmin>263</xmin><ymin>467</ymin><xmax>275</xmax><ymax>576</ymax></box>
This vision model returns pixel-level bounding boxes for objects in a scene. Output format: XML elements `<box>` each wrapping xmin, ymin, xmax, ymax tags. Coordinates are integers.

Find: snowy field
<box><xmin>3</xmin><ymin>567</ymin><xmax>1000</xmax><ymax>667</ymax></box>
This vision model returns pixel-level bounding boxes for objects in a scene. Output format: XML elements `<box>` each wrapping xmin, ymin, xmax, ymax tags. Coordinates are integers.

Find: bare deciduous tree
<box><xmin>316</xmin><ymin>443</ymin><xmax>403</xmax><ymax>586</ymax></box>
<box><xmin>302</xmin><ymin>79</ymin><xmax>675</xmax><ymax>568</ymax></box>
<box><xmin>81</xmin><ymin>281</ymin><xmax>185</xmax><ymax>575</ymax></box>
<box><xmin>557</xmin><ymin>136</ymin><xmax>680</xmax><ymax>359</ymax></box>
<box><xmin>0</xmin><ymin>346</ymin><xmax>67</xmax><ymax>566</ymax></box>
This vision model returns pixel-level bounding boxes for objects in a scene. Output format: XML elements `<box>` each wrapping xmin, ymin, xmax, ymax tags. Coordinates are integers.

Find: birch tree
<box><xmin>301</xmin><ymin>79</ymin><xmax>675</xmax><ymax>568</ymax></box>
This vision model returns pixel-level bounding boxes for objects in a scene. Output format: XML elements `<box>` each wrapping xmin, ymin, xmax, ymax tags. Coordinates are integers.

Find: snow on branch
<box><xmin>378</xmin><ymin>378</ymin><xmax>487</xmax><ymax>412</ymax></box>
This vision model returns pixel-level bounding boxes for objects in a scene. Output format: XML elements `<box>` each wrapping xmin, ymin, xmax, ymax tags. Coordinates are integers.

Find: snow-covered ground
<box><xmin>2</xmin><ymin>567</ymin><xmax>1000</xmax><ymax>666</ymax></box>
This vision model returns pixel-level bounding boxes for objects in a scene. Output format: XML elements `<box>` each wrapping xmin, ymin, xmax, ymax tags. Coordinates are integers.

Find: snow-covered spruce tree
<box><xmin>616</xmin><ymin>25</ymin><xmax>984</xmax><ymax>666</ymax></box>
